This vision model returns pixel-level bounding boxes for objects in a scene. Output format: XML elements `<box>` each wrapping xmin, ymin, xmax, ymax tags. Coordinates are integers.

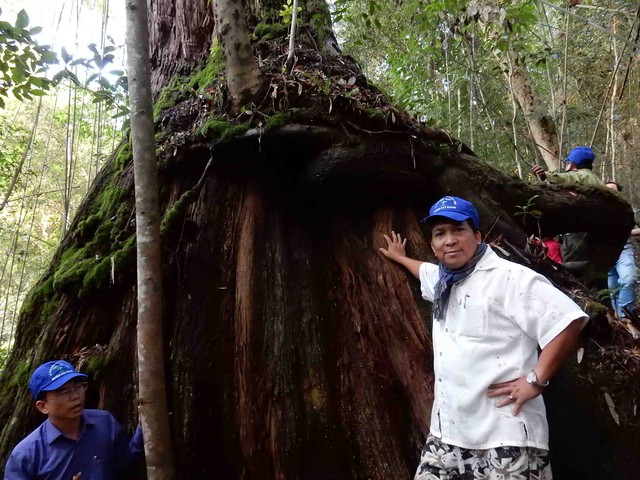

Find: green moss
<box><xmin>89</xmin><ymin>220</ymin><xmax>115</xmax><ymax>253</ymax></box>
<box><xmin>12</xmin><ymin>361</ymin><xmax>32</xmax><ymax>389</ymax></box>
<box><xmin>20</xmin><ymin>276</ymin><xmax>60</xmax><ymax>328</ymax></box>
<box><xmin>95</xmin><ymin>186</ymin><xmax>127</xmax><ymax>218</ymax></box>
<box><xmin>53</xmin><ymin>248</ymin><xmax>90</xmax><ymax>291</ymax></box>
<box><xmin>265</xmin><ymin>112</ymin><xmax>291</xmax><ymax>132</ymax></box>
<box><xmin>198</xmin><ymin>118</ymin><xmax>249</xmax><ymax>141</ymax></box>
<box><xmin>198</xmin><ymin>118</ymin><xmax>230</xmax><ymax>139</ymax></box>
<box><xmin>81</xmin><ymin>256</ymin><xmax>112</xmax><ymax>294</ymax></box>
<box><xmin>112</xmin><ymin>235</ymin><xmax>137</xmax><ymax>270</ymax></box>
<box><xmin>84</xmin><ymin>355</ymin><xmax>113</xmax><ymax>378</ymax></box>
<box><xmin>115</xmin><ymin>140</ymin><xmax>132</xmax><ymax>170</ymax></box>
<box><xmin>221</xmin><ymin>123</ymin><xmax>249</xmax><ymax>140</ymax></box>
<box><xmin>585</xmin><ymin>301</ymin><xmax>608</xmax><ymax>317</ymax></box>
<box><xmin>160</xmin><ymin>191</ymin><xmax>195</xmax><ymax>235</ymax></box>
<box><xmin>153</xmin><ymin>76</ymin><xmax>188</xmax><ymax>119</ymax></box>
<box><xmin>188</xmin><ymin>43</ymin><xmax>224</xmax><ymax>92</ymax></box>
<box><xmin>39</xmin><ymin>293</ymin><xmax>60</xmax><ymax>323</ymax></box>
<box><xmin>362</xmin><ymin>108</ymin><xmax>387</xmax><ymax>122</ymax></box>
<box><xmin>74</xmin><ymin>214</ymin><xmax>102</xmax><ymax>241</ymax></box>
<box><xmin>81</xmin><ymin>234</ymin><xmax>137</xmax><ymax>295</ymax></box>
<box><xmin>253</xmin><ymin>22</ymin><xmax>288</xmax><ymax>41</ymax></box>
<box><xmin>21</xmin><ymin>277</ymin><xmax>54</xmax><ymax>316</ymax></box>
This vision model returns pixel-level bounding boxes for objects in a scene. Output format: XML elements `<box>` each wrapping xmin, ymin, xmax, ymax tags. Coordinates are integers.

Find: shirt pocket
<box><xmin>456</xmin><ymin>299</ymin><xmax>488</xmax><ymax>338</ymax></box>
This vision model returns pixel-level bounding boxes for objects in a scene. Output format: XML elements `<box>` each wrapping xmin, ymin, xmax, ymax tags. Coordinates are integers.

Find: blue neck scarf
<box><xmin>433</xmin><ymin>242</ymin><xmax>488</xmax><ymax>321</ymax></box>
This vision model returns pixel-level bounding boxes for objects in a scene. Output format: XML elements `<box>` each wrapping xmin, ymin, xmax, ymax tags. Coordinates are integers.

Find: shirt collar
<box><xmin>43</xmin><ymin>412</ymin><xmax>91</xmax><ymax>444</ymax></box>
<box><xmin>473</xmin><ymin>246</ymin><xmax>500</xmax><ymax>271</ymax></box>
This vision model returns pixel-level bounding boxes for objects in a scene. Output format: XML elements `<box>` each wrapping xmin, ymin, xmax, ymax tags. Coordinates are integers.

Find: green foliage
<box><xmin>513</xmin><ymin>195</ymin><xmax>542</xmax><ymax>220</ymax></box>
<box><xmin>0</xmin><ymin>338</ymin><xmax>13</xmax><ymax>372</ymax></box>
<box><xmin>0</xmin><ymin>120</ymin><xmax>30</xmax><ymax>192</ymax></box>
<box><xmin>279</xmin><ymin>0</ymin><xmax>302</xmax><ymax>25</ymax></box>
<box><xmin>0</xmin><ymin>8</ymin><xmax>57</xmax><ymax>107</ymax></box>
<box><xmin>334</xmin><ymin>0</ymin><xmax>611</xmax><ymax>174</ymax></box>
<box><xmin>52</xmin><ymin>39</ymin><xmax>129</xmax><ymax>118</ymax></box>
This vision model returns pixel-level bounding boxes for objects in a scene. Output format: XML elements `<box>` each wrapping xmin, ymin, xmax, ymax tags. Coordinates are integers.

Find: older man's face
<box><xmin>430</xmin><ymin>220</ymin><xmax>482</xmax><ymax>269</ymax></box>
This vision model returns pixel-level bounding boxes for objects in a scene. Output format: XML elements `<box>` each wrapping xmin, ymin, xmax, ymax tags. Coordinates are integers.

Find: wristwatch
<box><xmin>526</xmin><ymin>371</ymin><xmax>549</xmax><ymax>389</ymax></box>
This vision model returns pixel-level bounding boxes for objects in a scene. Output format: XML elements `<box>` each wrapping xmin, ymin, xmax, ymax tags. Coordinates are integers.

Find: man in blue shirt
<box><xmin>4</xmin><ymin>360</ymin><xmax>143</xmax><ymax>480</ymax></box>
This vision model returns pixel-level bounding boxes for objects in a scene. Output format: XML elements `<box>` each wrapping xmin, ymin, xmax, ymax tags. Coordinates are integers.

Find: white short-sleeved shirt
<box><xmin>419</xmin><ymin>246</ymin><xmax>588</xmax><ymax>450</ymax></box>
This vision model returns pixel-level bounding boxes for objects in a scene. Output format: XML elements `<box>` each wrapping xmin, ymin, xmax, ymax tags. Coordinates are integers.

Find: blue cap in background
<box><xmin>564</xmin><ymin>146</ymin><xmax>595</xmax><ymax>168</ymax></box>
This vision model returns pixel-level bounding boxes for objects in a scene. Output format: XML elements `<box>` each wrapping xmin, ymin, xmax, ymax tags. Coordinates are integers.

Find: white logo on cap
<box><xmin>48</xmin><ymin>362</ymin><xmax>72</xmax><ymax>382</ymax></box>
<box><xmin>434</xmin><ymin>196</ymin><xmax>457</xmax><ymax>212</ymax></box>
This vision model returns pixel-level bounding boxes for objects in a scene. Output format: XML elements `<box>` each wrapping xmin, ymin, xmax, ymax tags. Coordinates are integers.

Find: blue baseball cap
<box><xmin>564</xmin><ymin>146</ymin><xmax>595</xmax><ymax>168</ymax></box>
<box><xmin>29</xmin><ymin>360</ymin><xmax>87</xmax><ymax>399</ymax></box>
<box><xmin>420</xmin><ymin>196</ymin><xmax>480</xmax><ymax>230</ymax></box>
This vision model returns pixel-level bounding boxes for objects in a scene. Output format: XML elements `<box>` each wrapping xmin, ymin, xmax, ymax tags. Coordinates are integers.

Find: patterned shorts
<box><xmin>414</xmin><ymin>434</ymin><xmax>552</xmax><ymax>480</ymax></box>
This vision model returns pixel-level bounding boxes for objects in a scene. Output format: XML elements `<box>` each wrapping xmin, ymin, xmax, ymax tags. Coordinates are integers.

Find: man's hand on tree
<box><xmin>379</xmin><ymin>231</ymin><xmax>407</xmax><ymax>262</ymax></box>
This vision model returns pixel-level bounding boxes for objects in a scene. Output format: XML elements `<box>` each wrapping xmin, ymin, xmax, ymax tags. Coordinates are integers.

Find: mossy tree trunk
<box><xmin>213</xmin><ymin>0</ymin><xmax>264</xmax><ymax>111</ymax></box>
<box><xmin>1</xmin><ymin>1</ymin><xmax>640</xmax><ymax>479</ymax></box>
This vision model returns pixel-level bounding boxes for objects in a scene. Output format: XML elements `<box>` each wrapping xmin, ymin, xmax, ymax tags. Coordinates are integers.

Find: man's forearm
<box><xmin>392</xmin><ymin>256</ymin><xmax>423</xmax><ymax>279</ymax></box>
<box><xmin>533</xmin><ymin>319</ymin><xmax>584</xmax><ymax>384</ymax></box>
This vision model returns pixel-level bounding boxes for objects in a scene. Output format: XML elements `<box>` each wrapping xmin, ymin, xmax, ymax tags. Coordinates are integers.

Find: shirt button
<box><xmin>438</xmin><ymin>378</ymin><xmax>442</xmax><ymax>382</ymax></box>
<box><xmin>439</xmin><ymin>352</ymin><xmax>443</xmax><ymax>356</ymax></box>
<box><xmin>445</xmin><ymin>328</ymin><xmax>448</xmax><ymax>332</ymax></box>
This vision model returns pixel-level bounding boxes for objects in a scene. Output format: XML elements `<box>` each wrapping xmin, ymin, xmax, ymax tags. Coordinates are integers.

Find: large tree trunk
<box><xmin>1</xmin><ymin>1</ymin><xmax>639</xmax><ymax>479</ymax></box>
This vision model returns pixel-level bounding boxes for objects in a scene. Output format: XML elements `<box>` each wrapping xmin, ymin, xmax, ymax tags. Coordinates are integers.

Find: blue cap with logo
<box><xmin>421</xmin><ymin>196</ymin><xmax>480</xmax><ymax>230</ymax></box>
<box><xmin>29</xmin><ymin>360</ymin><xmax>87</xmax><ymax>399</ymax></box>
<box><xmin>564</xmin><ymin>146</ymin><xmax>595</xmax><ymax>168</ymax></box>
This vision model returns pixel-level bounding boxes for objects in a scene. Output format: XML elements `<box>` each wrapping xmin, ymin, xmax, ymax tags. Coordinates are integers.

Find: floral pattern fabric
<box><xmin>414</xmin><ymin>434</ymin><xmax>552</xmax><ymax>480</ymax></box>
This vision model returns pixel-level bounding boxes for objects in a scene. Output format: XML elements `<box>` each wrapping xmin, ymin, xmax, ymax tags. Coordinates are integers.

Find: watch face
<box><xmin>526</xmin><ymin>372</ymin><xmax>536</xmax><ymax>384</ymax></box>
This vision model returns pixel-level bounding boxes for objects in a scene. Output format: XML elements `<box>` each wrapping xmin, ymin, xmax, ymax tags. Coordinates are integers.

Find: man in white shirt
<box><xmin>379</xmin><ymin>196</ymin><xmax>587</xmax><ymax>480</ymax></box>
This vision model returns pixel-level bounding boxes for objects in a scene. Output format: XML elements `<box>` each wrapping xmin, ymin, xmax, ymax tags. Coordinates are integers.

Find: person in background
<box><xmin>605</xmin><ymin>181</ymin><xmax>640</xmax><ymax>339</ymax></box>
<box><xmin>532</xmin><ymin>146</ymin><xmax>606</xmax><ymax>274</ymax></box>
<box><xmin>4</xmin><ymin>359</ymin><xmax>143</xmax><ymax>480</ymax></box>
<box><xmin>379</xmin><ymin>196</ymin><xmax>587</xmax><ymax>480</ymax></box>
<box><xmin>531</xmin><ymin>146</ymin><xmax>604</xmax><ymax>188</ymax></box>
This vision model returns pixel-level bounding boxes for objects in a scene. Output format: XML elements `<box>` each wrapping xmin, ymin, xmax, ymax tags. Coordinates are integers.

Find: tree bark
<box><xmin>504</xmin><ymin>50</ymin><xmax>561</xmax><ymax>170</ymax></box>
<box><xmin>125</xmin><ymin>0</ymin><xmax>176</xmax><ymax>477</ymax></box>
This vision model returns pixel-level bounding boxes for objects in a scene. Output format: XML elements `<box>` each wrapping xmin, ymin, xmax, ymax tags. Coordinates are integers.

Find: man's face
<box><xmin>430</xmin><ymin>220</ymin><xmax>482</xmax><ymax>269</ymax></box>
<box><xmin>36</xmin><ymin>378</ymin><xmax>87</xmax><ymax>423</ymax></box>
